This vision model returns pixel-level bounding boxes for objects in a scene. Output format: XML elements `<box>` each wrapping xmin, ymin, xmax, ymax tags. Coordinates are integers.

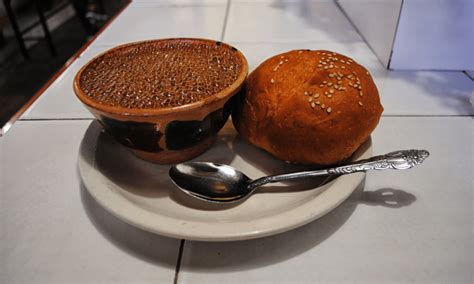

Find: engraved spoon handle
<box><xmin>248</xmin><ymin>149</ymin><xmax>430</xmax><ymax>189</ymax></box>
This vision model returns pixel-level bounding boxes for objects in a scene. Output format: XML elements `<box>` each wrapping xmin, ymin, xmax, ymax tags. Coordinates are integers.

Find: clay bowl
<box><xmin>73</xmin><ymin>38</ymin><xmax>248</xmax><ymax>164</ymax></box>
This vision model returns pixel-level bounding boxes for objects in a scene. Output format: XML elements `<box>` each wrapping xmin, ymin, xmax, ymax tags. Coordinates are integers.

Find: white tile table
<box><xmin>93</xmin><ymin>4</ymin><xmax>227</xmax><ymax>46</ymax></box>
<box><xmin>224</xmin><ymin>0</ymin><xmax>361</xmax><ymax>43</ymax></box>
<box><xmin>2</xmin><ymin>0</ymin><xmax>473</xmax><ymax>283</ymax></box>
<box><xmin>22</xmin><ymin>41</ymin><xmax>473</xmax><ymax>120</ymax></box>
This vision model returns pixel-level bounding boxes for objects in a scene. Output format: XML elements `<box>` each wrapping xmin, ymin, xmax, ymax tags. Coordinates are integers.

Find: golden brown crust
<box><xmin>232</xmin><ymin>50</ymin><xmax>383</xmax><ymax>165</ymax></box>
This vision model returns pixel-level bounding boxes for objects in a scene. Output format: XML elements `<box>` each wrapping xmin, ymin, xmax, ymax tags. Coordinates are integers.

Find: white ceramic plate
<box><xmin>78</xmin><ymin>121</ymin><xmax>371</xmax><ymax>241</ymax></box>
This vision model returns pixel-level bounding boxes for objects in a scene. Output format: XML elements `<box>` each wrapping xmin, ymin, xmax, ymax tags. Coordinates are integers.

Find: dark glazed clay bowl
<box><xmin>73</xmin><ymin>38</ymin><xmax>248</xmax><ymax>164</ymax></box>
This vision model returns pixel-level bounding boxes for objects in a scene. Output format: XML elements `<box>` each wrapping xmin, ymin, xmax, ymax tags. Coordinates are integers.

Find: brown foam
<box><xmin>79</xmin><ymin>39</ymin><xmax>243</xmax><ymax>109</ymax></box>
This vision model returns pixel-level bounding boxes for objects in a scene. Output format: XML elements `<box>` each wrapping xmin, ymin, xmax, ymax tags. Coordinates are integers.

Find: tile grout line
<box><xmin>131</xmin><ymin>3</ymin><xmax>226</xmax><ymax>8</ymax></box>
<box><xmin>333</xmin><ymin>0</ymin><xmax>387</xmax><ymax>70</ymax></box>
<box><xmin>173</xmin><ymin>239</ymin><xmax>186</xmax><ymax>284</ymax></box>
<box><xmin>463</xmin><ymin>71</ymin><xmax>474</xmax><ymax>81</ymax></box>
<box><xmin>222</xmin><ymin>39</ymin><xmax>367</xmax><ymax>44</ymax></box>
<box><xmin>386</xmin><ymin>0</ymin><xmax>405</xmax><ymax>69</ymax></box>
<box><xmin>220</xmin><ymin>0</ymin><xmax>231</xmax><ymax>41</ymax></box>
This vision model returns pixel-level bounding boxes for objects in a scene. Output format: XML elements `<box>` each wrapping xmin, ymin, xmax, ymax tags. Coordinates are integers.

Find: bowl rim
<box><xmin>73</xmin><ymin>38</ymin><xmax>248</xmax><ymax>116</ymax></box>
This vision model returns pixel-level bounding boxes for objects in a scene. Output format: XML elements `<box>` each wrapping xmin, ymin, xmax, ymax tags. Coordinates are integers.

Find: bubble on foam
<box><xmin>79</xmin><ymin>40</ymin><xmax>242</xmax><ymax>109</ymax></box>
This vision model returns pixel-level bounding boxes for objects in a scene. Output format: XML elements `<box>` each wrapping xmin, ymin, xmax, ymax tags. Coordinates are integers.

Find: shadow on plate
<box><xmin>230</xmin><ymin>135</ymin><xmax>372</xmax><ymax>193</ymax></box>
<box><xmin>79</xmin><ymin>120</ymin><xmax>372</xmax><ymax>208</ymax></box>
<box><xmin>80</xmin><ymin>120</ymin><xmax>168</xmax><ymax>198</ymax></box>
<box><xmin>169</xmin><ymin>135</ymin><xmax>372</xmax><ymax>208</ymax></box>
<box><xmin>80</xmin><ymin>120</ymin><xmax>240</xmax><ymax>211</ymax></box>
<box><xmin>80</xmin><ymin>120</ymin><xmax>237</xmax><ymax>201</ymax></box>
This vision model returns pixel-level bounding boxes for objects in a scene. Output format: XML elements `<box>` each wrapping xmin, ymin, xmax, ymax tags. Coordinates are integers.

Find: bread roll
<box><xmin>232</xmin><ymin>50</ymin><xmax>383</xmax><ymax>165</ymax></box>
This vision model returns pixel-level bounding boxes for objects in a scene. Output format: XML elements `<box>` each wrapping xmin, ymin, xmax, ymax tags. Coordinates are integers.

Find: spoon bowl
<box><xmin>169</xmin><ymin>162</ymin><xmax>252</xmax><ymax>202</ymax></box>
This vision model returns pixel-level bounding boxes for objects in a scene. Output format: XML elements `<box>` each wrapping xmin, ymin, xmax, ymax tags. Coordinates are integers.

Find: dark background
<box><xmin>0</xmin><ymin>0</ymin><xmax>128</xmax><ymax>128</ymax></box>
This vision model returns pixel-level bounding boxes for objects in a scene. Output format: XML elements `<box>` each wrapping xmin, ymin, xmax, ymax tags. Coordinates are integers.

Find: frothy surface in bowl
<box><xmin>79</xmin><ymin>40</ymin><xmax>243</xmax><ymax>109</ymax></box>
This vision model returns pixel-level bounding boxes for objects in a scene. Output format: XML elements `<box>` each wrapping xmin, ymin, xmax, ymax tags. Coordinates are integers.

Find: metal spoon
<box><xmin>169</xmin><ymin>149</ymin><xmax>429</xmax><ymax>203</ymax></box>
